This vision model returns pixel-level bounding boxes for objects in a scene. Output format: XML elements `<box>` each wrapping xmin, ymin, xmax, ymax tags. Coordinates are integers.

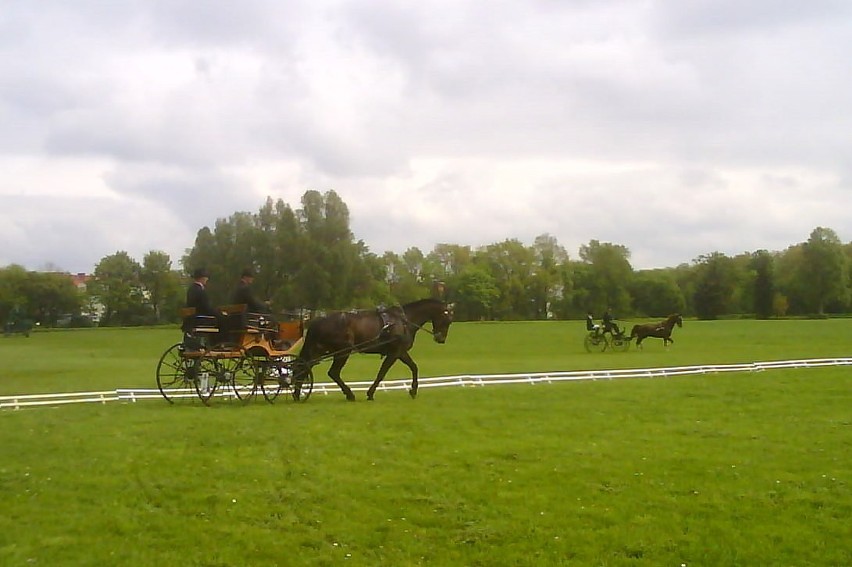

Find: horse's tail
<box><xmin>296</xmin><ymin>318</ymin><xmax>320</xmax><ymax>363</ymax></box>
<box><xmin>629</xmin><ymin>324</ymin><xmax>640</xmax><ymax>339</ymax></box>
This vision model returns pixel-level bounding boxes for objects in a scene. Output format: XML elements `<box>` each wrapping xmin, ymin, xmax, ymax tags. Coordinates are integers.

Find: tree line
<box><xmin>1</xmin><ymin>190</ymin><xmax>849</xmax><ymax>327</ymax></box>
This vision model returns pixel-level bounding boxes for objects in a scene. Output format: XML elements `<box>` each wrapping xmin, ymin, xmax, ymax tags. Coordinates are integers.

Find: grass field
<box><xmin>0</xmin><ymin>320</ymin><xmax>850</xmax><ymax>565</ymax></box>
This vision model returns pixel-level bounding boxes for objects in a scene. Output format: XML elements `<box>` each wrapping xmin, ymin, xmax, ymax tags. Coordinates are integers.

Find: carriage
<box><xmin>156</xmin><ymin>298</ymin><xmax>454</xmax><ymax>405</ymax></box>
<box><xmin>583</xmin><ymin>326</ymin><xmax>631</xmax><ymax>353</ymax></box>
<box><xmin>155</xmin><ymin>305</ymin><xmax>313</xmax><ymax>405</ymax></box>
<box><xmin>3</xmin><ymin>313</ymin><xmax>34</xmax><ymax>338</ymax></box>
<box><xmin>584</xmin><ymin>313</ymin><xmax>684</xmax><ymax>352</ymax></box>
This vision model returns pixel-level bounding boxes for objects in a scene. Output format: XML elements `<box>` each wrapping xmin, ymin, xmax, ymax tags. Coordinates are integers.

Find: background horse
<box><xmin>295</xmin><ymin>298</ymin><xmax>453</xmax><ymax>401</ymax></box>
<box><xmin>629</xmin><ymin>313</ymin><xmax>683</xmax><ymax>348</ymax></box>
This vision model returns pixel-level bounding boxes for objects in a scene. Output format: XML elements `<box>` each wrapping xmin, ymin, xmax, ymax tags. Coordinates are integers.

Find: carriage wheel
<box><xmin>228</xmin><ymin>352</ymin><xmax>259</xmax><ymax>403</ymax></box>
<box><xmin>192</xmin><ymin>357</ymin><xmax>223</xmax><ymax>405</ymax></box>
<box><xmin>156</xmin><ymin>343</ymin><xmax>197</xmax><ymax>404</ymax></box>
<box><xmin>216</xmin><ymin>355</ymin><xmax>251</xmax><ymax>402</ymax></box>
<box><xmin>610</xmin><ymin>335</ymin><xmax>631</xmax><ymax>352</ymax></box>
<box><xmin>259</xmin><ymin>356</ymin><xmax>289</xmax><ymax>403</ymax></box>
<box><xmin>290</xmin><ymin>360</ymin><xmax>314</xmax><ymax>402</ymax></box>
<box><xmin>583</xmin><ymin>332</ymin><xmax>608</xmax><ymax>353</ymax></box>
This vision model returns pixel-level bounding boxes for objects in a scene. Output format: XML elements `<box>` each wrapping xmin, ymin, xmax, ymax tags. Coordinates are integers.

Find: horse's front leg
<box><xmin>328</xmin><ymin>355</ymin><xmax>356</xmax><ymax>401</ymax></box>
<box><xmin>398</xmin><ymin>351</ymin><xmax>419</xmax><ymax>399</ymax></box>
<box><xmin>367</xmin><ymin>355</ymin><xmax>399</xmax><ymax>401</ymax></box>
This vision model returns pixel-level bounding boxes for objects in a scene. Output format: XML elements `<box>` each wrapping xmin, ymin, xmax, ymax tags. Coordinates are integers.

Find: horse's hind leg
<box><xmin>328</xmin><ymin>355</ymin><xmax>356</xmax><ymax>401</ymax></box>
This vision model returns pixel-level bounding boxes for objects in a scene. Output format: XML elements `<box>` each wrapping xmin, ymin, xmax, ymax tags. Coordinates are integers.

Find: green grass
<box><xmin>0</xmin><ymin>321</ymin><xmax>850</xmax><ymax>565</ymax></box>
<box><xmin>2</xmin><ymin>318</ymin><xmax>850</xmax><ymax>395</ymax></box>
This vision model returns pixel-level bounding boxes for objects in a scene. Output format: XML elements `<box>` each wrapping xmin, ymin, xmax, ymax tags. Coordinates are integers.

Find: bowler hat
<box><xmin>241</xmin><ymin>268</ymin><xmax>255</xmax><ymax>278</ymax></box>
<box><xmin>192</xmin><ymin>267</ymin><xmax>209</xmax><ymax>279</ymax></box>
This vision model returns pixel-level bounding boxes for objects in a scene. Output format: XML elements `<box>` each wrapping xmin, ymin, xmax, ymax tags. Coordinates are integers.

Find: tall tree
<box><xmin>141</xmin><ymin>251</ymin><xmax>183</xmax><ymax>323</ymax></box>
<box><xmin>454</xmin><ymin>265</ymin><xmax>499</xmax><ymax>321</ymax></box>
<box><xmin>528</xmin><ymin>234</ymin><xmax>568</xmax><ymax>319</ymax></box>
<box><xmin>751</xmin><ymin>250</ymin><xmax>775</xmax><ymax>319</ymax></box>
<box><xmin>90</xmin><ymin>251</ymin><xmax>147</xmax><ymax>325</ymax></box>
<box><xmin>476</xmin><ymin>239</ymin><xmax>536</xmax><ymax>319</ymax></box>
<box><xmin>29</xmin><ymin>272</ymin><xmax>82</xmax><ymax>326</ymax></box>
<box><xmin>630</xmin><ymin>270</ymin><xmax>686</xmax><ymax>317</ymax></box>
<box><xmin>578</xmin><ymin>240</ymin><xmax>633</xmax><ymax>315</ymax></box>
<box><xmin>692</xmin><ymin>252</ymin><xmax>737</xmax><ymax>320</ymax></box>
<box><xmin>799</xmin><ymin>227</ymin><xmax>848</xmax><ymax>315</ymax></box>
<box><xmin>0</xmin><ymin>264</ymin><xmax>30</xmax><ymax>323</ymax></box>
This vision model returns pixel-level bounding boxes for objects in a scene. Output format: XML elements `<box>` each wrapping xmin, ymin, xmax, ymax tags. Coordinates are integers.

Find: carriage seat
<box><xmin>179</xmin><ymin>307</ymin><xmax>219</xmax><ymax>333</ymax></box>
<box><xmin>219</xmin><ymin>303</ymin><xmax>277</xmax><ymax>336</ymax></box>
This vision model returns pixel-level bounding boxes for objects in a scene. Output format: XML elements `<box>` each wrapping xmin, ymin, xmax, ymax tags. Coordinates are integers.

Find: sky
<box><xmin>2</xmin><ymin>0</ymin><xmax>851</xmax><ymax>274</ymax></box>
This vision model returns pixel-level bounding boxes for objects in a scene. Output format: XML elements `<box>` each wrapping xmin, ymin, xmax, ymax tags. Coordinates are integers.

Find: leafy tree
<box><xmin>692</xmin><ymin>252</ymin><xmax>737</xmax><ymax>320</ymax></box>
<box><xmin>751</xmin><ymin>250</ymin><xmax>775</xmax><ymax>319</ymax></box>
<box><xmin>383</xmin><ymin>248</ymin><xmax>431</xmax><ymax>304</ymax></box>
<box><xmin>578</xmin><ymin>240</ymin><xmax>633</xmax><ymax>315</ymax></box>
<box><xmin>0</xmin><ymin>265</ymin><xmax>30</xmax><ymax>323</ymax></box>
<box><xmin>453</xmin><ymin>265</ymin><xmax>499</xmax><ymax>321</ymax></box>
<box><xmin>90</xmin><ymin>251</ymin><xmax>147</xmax><ymax>325</ymax></box>
<box><xmin>630</xmin><ymin>270</ymin><xmax>686</xmax><ymax>317</ymax></box>
<box><xmin>799</xmin><ymin>227</ymin><xmax>848</xmax><ymax>315</ymax></box>
<box><xmin>529</xmin><ymin>234</ymin><xmax>568</xmax><ymax>319</ymax></box>
<box><xmin>28</xmin><ymin>272</ymin><xmax>83</xmax><ymax>326</ymax></box>
<box><xmin>141</xmin><ymin>251</ymin><xmax>183</xmax><ymax>323</ymax></box>
<box><xmin>476</xmin><ymin>239</ymin><xmax>536</xmax><ymax>319</ymax></box>
<box><xmin>775</xmin><ymin>243</ymin><xmax>808</xmax><ymax>315</ymax></box>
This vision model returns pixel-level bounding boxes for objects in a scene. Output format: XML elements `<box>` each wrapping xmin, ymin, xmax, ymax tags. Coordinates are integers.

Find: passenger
<box><xmin>183</xmin><ymin>267</ymin><xmax>225</xmax><ymax>347</ymax></box>
<box><xmin>585</xmin><ymin>311</ymin><xmax>600</xmax><ymax>334</ymax></box>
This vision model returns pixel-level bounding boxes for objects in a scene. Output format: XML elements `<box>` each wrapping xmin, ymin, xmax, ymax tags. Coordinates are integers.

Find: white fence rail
<box><xmin>2</xmin><ymin>357</ymin><xmax>850</xmax><ymax>410</ymax></box>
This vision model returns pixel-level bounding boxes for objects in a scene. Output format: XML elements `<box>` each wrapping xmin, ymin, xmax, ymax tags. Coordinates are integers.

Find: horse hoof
<box><xmin>346</xmin><ymin>394</ymin><xmax>356</xmax><ymax>402</ymax></box>
<box><xmin>409</xmin><ymin>389</ymin><xmax>417</xmax><ymax>399</ymax></box>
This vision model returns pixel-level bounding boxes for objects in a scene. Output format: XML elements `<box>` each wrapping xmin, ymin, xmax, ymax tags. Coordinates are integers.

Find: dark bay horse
<box><xmin>295</xmin><ymin>299</ymin><xmax>453</xmax><ymax>401</ymax></box>
<box><xmin>629</xmin><ymin>313</ymin><xmax>683</xmax><ymax>348</ymax></box>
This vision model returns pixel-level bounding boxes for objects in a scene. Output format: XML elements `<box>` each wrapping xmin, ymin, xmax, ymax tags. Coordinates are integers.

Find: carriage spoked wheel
<box><xmin>226</xmin><ymin>349</ymin><xmax>261</xmax><ymax>403</ymax></box>
<box><xmin>289</xmin><ymin>359</ymin><xmax>314</xmax><ymax>402</ymax></box>
<box><xmin>192</xmin><ymin>356</ymin><xmax>224</xmax><ymax>405</ymax></box>
<box><xmin>583</xmin><ymin>332</ymin><xmax>608</xmax><ymax>353</ymax></box>
<box><xmin>609</xmin><ymin>334</ymin><xmax>631</xmax><ymax>352</ymax></box>
<box><xmin>257</xmin><ymin>355</ymin><xmax>287</xmax><ymax>403</ymax></box>
<box><xmin>156</xmin><ymin>343</ymin><xmax>201</xmax><ymax>404</ymax></box>
<box><xmin>213</xmin><ymin>353</ymin><xmax>250</xmax><ymax>402</ymax></box>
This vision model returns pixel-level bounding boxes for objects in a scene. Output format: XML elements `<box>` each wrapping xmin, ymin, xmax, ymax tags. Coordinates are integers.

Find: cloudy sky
<box><xmin>2</xmin><ymin>0</ymin><xmax>850</xmax><ymax>274</ymax></box>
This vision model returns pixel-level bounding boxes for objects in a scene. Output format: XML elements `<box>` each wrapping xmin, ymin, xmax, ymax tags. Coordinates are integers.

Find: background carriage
<box><xmin>3</xmin><ymin>309</ymin><xmax>34</xmax><ymax>338</ymax></box>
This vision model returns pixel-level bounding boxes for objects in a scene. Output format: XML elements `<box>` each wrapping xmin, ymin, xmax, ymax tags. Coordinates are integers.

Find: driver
<box><xmin>602</xmin><ymin>307</ymin><xmax>623</xmax><ymax>337</ymax></box>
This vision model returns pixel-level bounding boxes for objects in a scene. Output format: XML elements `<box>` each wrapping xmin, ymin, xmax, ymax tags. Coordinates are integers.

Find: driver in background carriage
<box><xmin>602</xmin><ymin>307</ymin><xmax>624</xmax><ymax>338</ymax></box>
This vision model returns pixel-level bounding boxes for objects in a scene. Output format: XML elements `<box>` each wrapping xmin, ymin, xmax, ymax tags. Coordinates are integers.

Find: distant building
<box><xmin>69</xmin><ymin>272</ymin><xmax>92</xmax><ymax>291</ymax></box>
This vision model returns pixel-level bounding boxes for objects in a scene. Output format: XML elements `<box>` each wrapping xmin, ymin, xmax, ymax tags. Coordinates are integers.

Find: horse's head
<box><xmin>430</xmin><ymin>302</ymin><xmax>454</xmax><ymax>344</ymax></box>
<box><xmin>673</xmin><ymin>313</ymin><xmax>683</xmax><ymax>327</ymax></box>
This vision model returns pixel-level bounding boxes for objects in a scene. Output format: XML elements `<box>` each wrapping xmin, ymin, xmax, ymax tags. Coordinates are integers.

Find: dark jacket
<box><xmin>183</xmin><ymin>281</ymin><xmax>218</xmax><ymax>333</ymax></box>
<box><xmin>187</xmin><ymin>281</ymin><xmax>216</xmax><ymax>316</ymax></box>
<box><xmin>231</xmin><ymin>280</ymin><xmax>266</xmax><ymax>313</ymax></box>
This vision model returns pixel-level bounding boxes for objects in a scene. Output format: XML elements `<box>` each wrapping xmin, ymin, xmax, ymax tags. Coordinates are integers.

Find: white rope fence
<box><xmin>2</xmin><ymin>357</ymin><xmax>850</xmax><ymax>410</ymax></box>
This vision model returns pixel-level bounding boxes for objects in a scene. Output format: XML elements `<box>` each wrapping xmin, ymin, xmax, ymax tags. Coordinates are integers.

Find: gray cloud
<box><xmin>1</xmin><ymin>0</ymin><xmax>850</xmax><ymax>273</ymax></box>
